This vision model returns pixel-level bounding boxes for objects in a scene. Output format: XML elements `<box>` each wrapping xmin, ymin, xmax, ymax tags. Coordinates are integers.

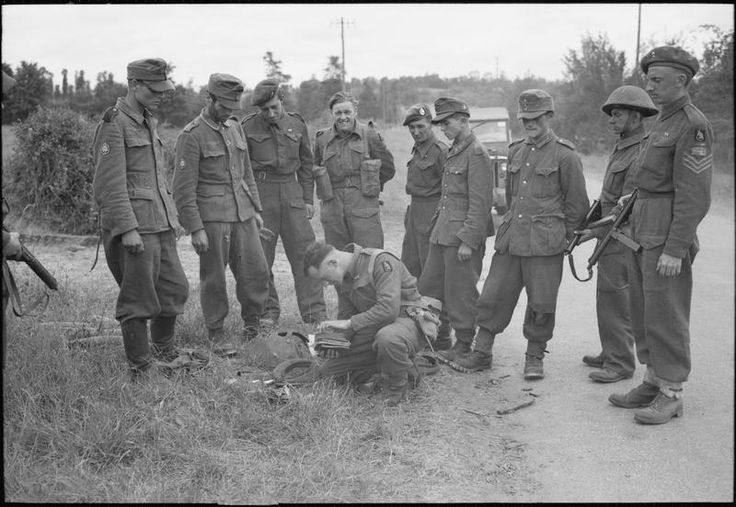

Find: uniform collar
<box><xmin>615</xmin><ymin>125</ymin><xmax>646</xmax><ymax>150</ymax></box>
<box><xmin>659</xmin><ymin>94</ymin><xmax>690</xmax><ymax>121</ymax></box>
<box><xmin>449</xmin><ymin>132</ymin><xmax>476</xmax><ymax>154</ymax></box>
<box><xmin>116</xmin><ymin>97</ymin><xmax>148</xmax><ymax>126</ymax></box>
<box><xmin>333</xmin><ymin>119</ymin><xmax>362</xmax><ymax>139</ymax></box>
<box><xmin>413</xmin><ymin>132</ymin><xmax>437</xmax><ymax>157</ymax></box>
<box><xmin>200</xmin><ymin>106</ymin><xmax>230</xmax><ymax>131</ymax></box>
<box><xmin>344</xmin><ymin>243</ymin><xmax>363</xmax><ymax>282</ymax></box>
<box><xmin>524</xmin><ymin>129</ymin><xmax>555</xmax><ymax>148</ymax></box>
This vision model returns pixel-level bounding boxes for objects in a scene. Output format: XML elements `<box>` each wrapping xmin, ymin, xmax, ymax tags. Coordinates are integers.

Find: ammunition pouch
<box><xmin>359</xmin><ymin>159</ymin><xmax>382</xmax><ymax>197</ymax></box>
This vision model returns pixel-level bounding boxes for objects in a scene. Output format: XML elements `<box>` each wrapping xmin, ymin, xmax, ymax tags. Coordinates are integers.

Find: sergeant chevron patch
<box><xmin>683</xmin><ymin>153</ymin><xmax>712</xmax><ymax>174</ymax></box>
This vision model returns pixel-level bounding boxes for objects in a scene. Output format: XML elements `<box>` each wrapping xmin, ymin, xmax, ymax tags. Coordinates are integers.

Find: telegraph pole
<box><xmin>635</xmin><ymin>4</ymin><xmax>642</xmax><ymax>71</ymax></box>
<box><xmin>331</xmin><ymin>17</ymin><xmax>354</xmax><ymax>91</ymax></box>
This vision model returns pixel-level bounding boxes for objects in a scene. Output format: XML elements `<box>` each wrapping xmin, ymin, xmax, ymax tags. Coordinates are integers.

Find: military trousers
<box><xmin>103</xmin><ymin>229</ymin><xmax>188</xmax><ymax>323</ymax></box>
<box><xmin>476</xmin><ymin>252</ymin><xmax>563</xmax><ymax>346</ymax></box>
<box><xmin>320</xmin><ymin>187</ymin><xmax>383</xmax><ymax>250</ymax></box>
<box><xmin>199</xmin><ymin>219</ymin><xmax>269</xmax><ymax>331</ymax></box>
<box><xmin>418</xmin><ymin>242</ymin><xmax>485</xmax><ymax>338</ymax></box>
<box><xmin>596</xmin><ymin>245</ymin><xmax>636</xmax><ymax>376</ymax></box>
<box><xmin>400</xmin><ymin>196</ymin><xmax>440</xmax><ymax>279</ymax></box>
<box><xmin>628</xmin><ymin>245</ymin><xmax>693</xmax><ymax>384</ymax></box>
<box><xmin>319</xmin><ymin>316</ymin><xmax>425</xmax><ymax>384</ymax></box>
<box><xmin>256</xmin><ymin>179</ymin><xmax>326</xmax><ymax>323</ymax></box>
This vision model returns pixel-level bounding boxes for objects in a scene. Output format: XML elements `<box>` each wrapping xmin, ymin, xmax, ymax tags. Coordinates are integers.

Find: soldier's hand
<box><xmin>318</xmin><ymin>348</ymin><xmax>340</xmax><ymax>360</ymax></box>
<box><xmin>656</xmin><ymin>252</ymin><xmax>682</xmax><ymax>277</ymax></box>
<box><xmin>319</xmin><ymin>319</ymin><xmax>351</xmax><ymax>331</ymax></box>
<box><xmin>306</xmin><ymin>203</ymin><xmax>315</xmax><ymax>220</ymax></box>
<box><xmin>121</xmin><ymin>229</ymin><xmax>144</xmax><ymax>254</ymax></box>
<box><xmin>191</xmin><ymin>229</ymin><xmax>209</xmax><ymax>255</ymax></box>
<box><xmin>255</xmin><ymin>213</ymin><xmax>264</xmax><ymax>231</ymax></box>
<box><xmin>5</xmin><ymin>231</ymin><xmax>22</xmax><ymax>259</ymax></box>
<box><xmin>174</xmin><ymin>225</ymin><xmax>185</xmax><ymax>240</ymax></box>
<box><xmin>457</xmin><ymin>242</ymin><xmax>473</xmax><ymax>262</ymax></box>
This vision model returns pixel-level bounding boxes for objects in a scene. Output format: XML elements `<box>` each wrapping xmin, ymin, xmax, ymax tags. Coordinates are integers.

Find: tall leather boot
<box><xmin>436</xmin><ymin>329</ymin><xmax>474</xmax><ymax>364</ymax></box>
<box><xmin>121</xmin><ymin>318</ymin><xmax>152</xmax><ymax>372</ymax></box>
<box><xmin>151</xmin><ymin>315</ymin><xmax>177</xmax><ymax>362</ymax></box>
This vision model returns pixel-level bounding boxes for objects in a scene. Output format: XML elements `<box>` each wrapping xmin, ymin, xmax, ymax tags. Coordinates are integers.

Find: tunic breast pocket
<box><xmin>531</xmin><ymin>166</ymin><xmax>560</xmax><ymax>198</ymax></box>
<box><xmin>445</xmin><ymin>164</ymin><xmax>467</xmax><ymax>195</ymax></box>
<box><xmin>201</xmin><ymin>142</ymin><xmax>227</xmax><ymax>179</ymax></box>
<box><xmin>604</xmin><ymin>160</ymin><xmax>629</xmax><ymax>196</ymax></box>
<box><xmin>641</xmin><ymin>134</ymin><xmax>676</xmax><ymax>172</ymax></box>
<box><xmin>123</xmin><ymin>127</ymin><xmax>153</xmax><ymax>172</ymax></box>
<box><xmin>246</xmin><ymin>133</ymin><xmax>273</xmax><ymax>162</ymax></box>
<box><xmin>282</xmin><ymin>131</ymin><xmax>301</xmax><ymax>160</ymax></box>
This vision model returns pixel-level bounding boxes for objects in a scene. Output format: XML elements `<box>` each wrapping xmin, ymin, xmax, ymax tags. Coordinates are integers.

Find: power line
<box><xmin>330</xmin><ymin>17</ymin><xmax>354</xmax><ymax>91</ymax></box>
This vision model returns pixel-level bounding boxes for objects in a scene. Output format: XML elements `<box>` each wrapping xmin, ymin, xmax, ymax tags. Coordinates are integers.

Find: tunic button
<box><xmin>522</xmin><ymin>180</ymin><xmax>527</xmax><ymax>184</ymax></box>
<box><xmin>520</xmin><ymin>196</ymin><xmax>524</xmax><ymax>200</ymax></box>
<box><xmin>518</xmin><ymin>214</ymin><xmax>523</xmax><ymax>218</ymax></box>
<box><xmin>526</xmin><ymin>163</ymin><xmax>530</xmax><ymax>166</ymax></box>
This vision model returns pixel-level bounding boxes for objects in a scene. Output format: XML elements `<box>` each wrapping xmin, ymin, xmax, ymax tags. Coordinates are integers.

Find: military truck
<box><xmin>469</xmin><ymin>107</ymin><xmax>511</xmax><ymax>214</ymax></box>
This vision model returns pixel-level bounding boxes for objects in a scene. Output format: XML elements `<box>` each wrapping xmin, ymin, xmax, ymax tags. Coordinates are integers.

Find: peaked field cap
<box><xmin>127</xmin><ymin>58</ymin><xmax>174</xmax><ymax>92</ymax></box>
<box><xmin>517</xmin><ymin>89</ymin><xmax>554</xmax><ymax>119</ymax></box>
<box><xmin>601</xmin><ymin>85</ymin><xmax>658</xmax><ymax>117</ymax></box>
<box><xmin>251</xmin><ymin>78</ymin><xmax>280</xmax><ymax>106</ymax></box>
<box><xmin>208</xmin><ymin>73</ymin><xmax>244</xmax><ymax>109</ymax></box>
<box><xmin>431</xmin><ymin>97</ymin><xmax>470</xmax><ymax>123</ymax></box>
<box><xmin>640</xmin><ymin>46</ymin><xmax>699</xmax><ymax>77</ymax></box>
<box><xmin>403</xmin><ymin>103</ymin><xmax>433</xmax><ymax>126</ymax></box>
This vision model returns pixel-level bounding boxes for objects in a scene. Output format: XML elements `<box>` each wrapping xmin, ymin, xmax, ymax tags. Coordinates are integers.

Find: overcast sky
<box><xmin>2</xmin><ymin>3</ymin><xmax>733</xmax><ymax>90</ymax></box>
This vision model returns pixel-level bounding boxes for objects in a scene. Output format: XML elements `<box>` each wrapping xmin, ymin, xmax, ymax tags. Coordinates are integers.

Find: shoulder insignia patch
<box><xmin>381</xmin><ymin>260</ymin><xmax>393</xmax><ymax>273</ymax></box>
<box><xmin>694</xmin><ymin>129</ymin><xmax>705</xmax><ymax>142</ymax></box>
<box><xmin>683</xmin><ymin>153</ymin><xmax>712</xmax><ymax>174</ymax></box>
<box><xmin>557</xmin><ymin>138</ymin><xmax>576</xmax><ymax>150</ymax></box>
<box><xmin>102</xmin><ymin>107</ymin><xmax>118</xmax><ymax>123</ymax></box>
<box><xmin>100</xmin><ymin>142</ymin><xmax>111</xmax><ymax>156</ymax></box>
<box><xmin>178</xmin><ymin>159</ymin><xmax>186</xmax><ymax>169</ymax></box>
<box><xmin>316</xmin><ymin>129</ymin><xmax>325</xmax><ymax>137</ymax></box>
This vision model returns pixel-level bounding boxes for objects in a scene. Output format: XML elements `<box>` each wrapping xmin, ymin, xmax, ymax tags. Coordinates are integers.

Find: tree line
<box><xmin>2</xmin><ymin>28</ymin><xmax>732</xmax><ymax>155</ymax></box>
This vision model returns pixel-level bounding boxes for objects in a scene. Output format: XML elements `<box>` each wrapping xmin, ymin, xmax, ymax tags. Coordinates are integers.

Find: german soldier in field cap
<box><xmin>313</xmin><ymin>91</ymin><xmax>395</xmax><ymax>250</ymax></box>
<box><xmin>173</xmin><ymin>73</ymin><xmax>270</xmax><ymax>351</ymax></box>
<box><xmin>609</xmin><ymin>47</ymin><xmax>713</xmax><ymax>425</ymax></box>
<box><xmin>400</xmin><ymin>104</ymin><xmax>451</xmax><ymax>348</ymax></box>
<box><xmin>577</xmin><ymin>85</ymin><xmax>658</xmax><ymax>384</ymax></box>
<box><xmin>92</xmin><ymin>58</ymin><xmax>196</xmax><ymax>377</ymax></box>
<box><xmin>417</xmin><ymin>97</ymin><xmax>494</xmax><ymax>363</ymax></box>
<box><xmin>240</xmin><ymin>78</ymin><xmax>327</xmax><ymax>326</ymax></box>
<box><xmin>450</xmin><ymin>89</ymin><xmax>589</xmax><ymax>380</ymax></box>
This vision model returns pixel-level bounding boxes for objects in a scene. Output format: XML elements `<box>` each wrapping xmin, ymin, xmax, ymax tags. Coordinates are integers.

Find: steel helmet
<box><xmin>602</xmin><ymin>85</ymin><xmax>658</xmax><ymax>117</ymax></box>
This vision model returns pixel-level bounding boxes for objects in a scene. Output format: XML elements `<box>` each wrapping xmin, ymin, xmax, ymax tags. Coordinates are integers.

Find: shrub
<box><xmin>6</xmin><ymin>106</ymin><xmax>96</xmax><ymax>234</ymax></box>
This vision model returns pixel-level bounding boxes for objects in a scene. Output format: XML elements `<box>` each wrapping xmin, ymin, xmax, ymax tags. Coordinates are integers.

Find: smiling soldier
<box><xmin>313</xmin><ymin>92</ymin><xmax>395</xmax><ymax>250</ymax></box>
<box><xmin>450</xmin><ymin>89</ymin><xmax>589</xmax><ymax>380</ymax></box>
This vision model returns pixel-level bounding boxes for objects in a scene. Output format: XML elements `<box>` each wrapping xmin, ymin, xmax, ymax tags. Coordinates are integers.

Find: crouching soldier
<box><xmin>303</xmin><ymin>241</ymin><xmax>441</xmax><ymax>405</ymax></box>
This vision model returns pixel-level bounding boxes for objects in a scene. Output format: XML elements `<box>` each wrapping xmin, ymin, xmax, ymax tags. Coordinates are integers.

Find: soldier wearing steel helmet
<box><xmin>609</xmin><ymin>47</ymin><xmax>713</xmax><ymax>425</ymax></box>
<box><xmin>450</xmin><ymin>89</ymin><xmax>589</xmax><ymax>381</ymax></box>
<box><xmin>173</xmin><ymin>73</ymin><xmax>270</xmax><ymax>349</ymax></box>
<box><xmin>240</xmin><ymin>79</ymin><xmax>327</xmax><ymax>326</ymax></box>
<box><xmin>577</xmin><ymin>85</ymin><xmax>658</xmax><ymax>384</ymax></box>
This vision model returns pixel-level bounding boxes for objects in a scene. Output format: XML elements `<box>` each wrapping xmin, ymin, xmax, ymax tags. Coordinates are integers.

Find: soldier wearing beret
<box><xmin>313</xmin><ymin>92</ymin><xmax>396</xmax><ymax>250</ymax></box>
<box><xmin>240</xmin><ymin>79</ymin><xmax>326</xmax><ymax>325</ymax></box>
<box><xmin>578</xmin><ymin>86</ymin><xmax>658</xmax><ymax>384</ymax></box>
<box><xmin>450</xmin><ymin>89</ymin><xmax>589</xmax><ymax>380</ymax></box>
<box><xmin>304</xmin><ymin>241</ymin><xmax>439</xmax><ymax>406</ymax></box>
<box><xmin>609</xmin><ymin>47</ymin><xmax>713</xmax><ymax>425</ymax></box>
<box><xmin>401</xmin><ymin>104</ymin><xmax>451</xmax><ymax>348</ymax></box>
<box><xmin>92</xmin><ymin>58</ymin><xmax>191</xmax><ymax>376</ymax></box>
<box><xmin>173</xmin><ymin>73</ymin><xmax>270</xmax><ymax>349</ymax></box>
<box><xmin>417</xmin><ymin>97</ymin><xmax>494</xmax><ymax>363</ymax></box>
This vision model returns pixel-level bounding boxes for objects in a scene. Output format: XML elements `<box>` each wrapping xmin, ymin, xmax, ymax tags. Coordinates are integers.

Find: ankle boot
<box><xmin>436</xmin><ymin>333</ymin><xmax>473</xmax><ymax>364</ymax></box>
<box><xmin>121</xmin><ymin>319</ymin><xmax>152</xmax><ymax>372</ymax></box>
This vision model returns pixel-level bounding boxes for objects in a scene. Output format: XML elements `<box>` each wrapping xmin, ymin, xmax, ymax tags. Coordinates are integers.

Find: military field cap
<box><xmin>208</xmin><ymin>73</ymin><xmax>244</xmax><ymax>109</ymax></box>
<box><xmin>418</xmin><ymin>295</ymin><xmax>443</xmax><ymax>313</ymax></box>
<box><xmin>2</xmin><ymin>71</ymin><xmax>17</xmax><ymax>94</ymax></box>
<box><xmin>601</xmin><ymin>85</ymin><xmax>658</xmax><ymax>117</ymax></box>
<box><xmin>127</xmin><ymin>58</ymin><xmax>175</xmax><ymax>92</ymax></box>
<box><xmin>251</xmin><ymin>78</ymin><xmax>280</xmax><ymax>106</ymax></box>
<box><xmin>431</xmin><ymin>97</ymin><xmax>470</xmax><ymax>124</ymax></box>
<box><xmin>402</xmin><ymin>103</ymin><xmax>433</xmax><ymax>126</ymax></box>
<box><xmin>640</xmin><ymin>46</ymin><xmax>699</xmax><ymax>77</ymax></box>
<box><xmin>517</xmin><ymin>89</ymin><xmax>554</xmax><ymax>119</ymax></box>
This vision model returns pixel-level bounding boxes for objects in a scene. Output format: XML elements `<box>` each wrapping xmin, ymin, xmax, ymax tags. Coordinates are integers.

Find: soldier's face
<box><xmin>408</xmin><ymin>118</ymin><xmax>432</xmax><ymax>144</ymax></box>
<box><xmin>209</xmin><ymin>98</ymin><xmax>236</xmax><ymax>123</ymax></box>
<box><xmin>645</xmin><ymin>66</ymin><xmax>686</xmax><ymax>106</ymax></box>
<box><xmin>608</xmin><ymin>108</ymin><xmax>640</xmax><ymax>135</ymax></box>
<box><xmin>439</xmin><ymin>116</ymin><xmax>464</xmax><ymax>141</ymax></box>
<box><xmin>521</xmin><ymin>112</ymin><xmax>552</xmax><ymax>141</ymax></box>
<box><xmin>331</xmin><ymin>101</ymin><xmax>356</xmax><ymax>133</ymax></box>
<box><xmin>259</xmin><ymin>96</ymin><xmax>284</xmax><ymax>124</ymax></box>
<box><xmin>134</xmin><ymin>81</ymin><xmax>165</xmax><ymax>111</ymax></box>
<box><xmin>308</xmin><ymin>257</ymin><xmax>344</xmax><ymax>287</ymax></box>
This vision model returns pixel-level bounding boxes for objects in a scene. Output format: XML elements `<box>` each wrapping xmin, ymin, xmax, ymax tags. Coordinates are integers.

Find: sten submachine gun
<box><xmin>564</xmin><ymin>188</ymin><xmax>641</xmax><ymax>282</ymax></box>
<box><xmin>3</xmin><ymin>227</ymin><xmax>59</xmax><ymax>317</ymax></box>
